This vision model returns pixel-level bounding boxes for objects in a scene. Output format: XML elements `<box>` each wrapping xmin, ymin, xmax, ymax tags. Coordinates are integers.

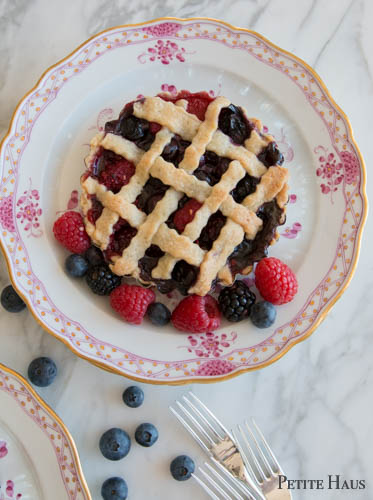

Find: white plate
<box><xmin>0</xmin><ymin>364</ymin><xmax>90</xmax><ymax>500</ymax></box>
<box><xmin>0</xmin><ymin>18</ymin><xmax>367</xmax><ymax>384</ymax></box>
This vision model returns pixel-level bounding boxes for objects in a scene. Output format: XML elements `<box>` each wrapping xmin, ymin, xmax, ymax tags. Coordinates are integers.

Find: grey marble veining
<box><xmin>0</xmin><ymin>0</ymin><xmax>372</xmax><ymax>499</ymax></box>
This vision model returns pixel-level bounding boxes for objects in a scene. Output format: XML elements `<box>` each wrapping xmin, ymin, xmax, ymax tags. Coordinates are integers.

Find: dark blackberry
<box><xmin>218</xmin><ymin>281</ymin><xmax>256</xmax><ymax>322</ymax></box>
<box><xmin>86</xmin><ymin>264</ymin><xmax>121</xmax><ymax>295</ymax></box>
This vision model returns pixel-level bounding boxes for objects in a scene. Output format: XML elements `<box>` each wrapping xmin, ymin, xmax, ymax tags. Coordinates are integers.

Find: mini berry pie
<box><xmin>80</xmin><ymin>91</ymin><xmax>289</xmax><ymax>299</ymax></box>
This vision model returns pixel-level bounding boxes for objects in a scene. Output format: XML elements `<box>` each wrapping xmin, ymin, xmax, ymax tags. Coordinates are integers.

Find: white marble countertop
<box><xmin>0</xmin><ymin>1</ymin><xmax>372</xmax><ymax>499</ymax></box>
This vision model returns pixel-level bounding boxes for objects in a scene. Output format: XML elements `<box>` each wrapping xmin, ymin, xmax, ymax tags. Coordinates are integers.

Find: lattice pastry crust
<box><xmin>81</xmin><ymin>94</ymin><xmax>289</xmax><ymax>296</ymax></box>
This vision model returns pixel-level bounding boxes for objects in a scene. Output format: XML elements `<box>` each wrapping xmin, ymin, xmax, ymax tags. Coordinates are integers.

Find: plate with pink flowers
<box><xmin>0</xmin><ymin>18</ymin><xmax>367</xmax><ymax>384</ymax></box>
<box><xmin>0</xmin><ymin>363</ymin><xmax>90</xmax><ymax>499</ymax></box>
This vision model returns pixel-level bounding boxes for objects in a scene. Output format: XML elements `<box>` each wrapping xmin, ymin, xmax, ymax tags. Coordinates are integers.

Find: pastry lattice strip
<box><xmin>82</xmin><ymin>96</ymin><xmax>288</xmax><ymax>295</ymax></box>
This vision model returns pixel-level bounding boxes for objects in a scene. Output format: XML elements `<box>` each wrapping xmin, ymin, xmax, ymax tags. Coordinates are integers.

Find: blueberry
<box><xmin>101</xmin><ymin>477</ymin><xmax>128</xmax><ymax>500</ymax></box>
<box><xmin>170</xmin><ymin>455</ymin><xmax>195</xmax><ymax>481</ymax></box>
<box><xmin>99</xmin><ymin>428</ymin><xmax>131</xmax><ymax>461</ymax></box>
<box><xmin>147</xmin><ymin>302</ymin><xmax>171</xmax><ymax>326</ymax></box>
<box><xmin>250</xmin><ymin>301</ymin><xmax>276</xmax><ymax>328</ymax></box>
<box><xmin>119</xmin><ymin>116</ymin><xmax>148</xmax><ymax>141</ymax></box>
<box><xmin>135</xmin><ymin>423</ymin><xmax>158</xmax><ymax>447</ymax></box>
<box><xmin>218</xmin><ymin>104</ymin><xmax>250</xmax><ymax>144</ymax></box>
<box><xmin>28</xmin><ymin>357</ymin><xmax>57</xmax><ymax>387</ymax></box>
<box><xmin>85</xmin><ymin>246</ymin><xmax>104</xmax><ymax>266</ymax></box>
<box><xmin>65</xmin><ymin>254</ymin><xmax>89</xmax><ymax>278</ymax></box>
<box><xmin>258</xmin><ymin>142</ymin><xmax>284</xmax><ymax>167</ymax></box>
<box><xmin>122</xmin><ymin>386</ymin><xmax>144</xmax><ymax>408</ymax></box>
<box><xmin>162</xmin><ymin>139</ymin><xmax>179</xmax><ymax>162</ymax></box>
<box><xmin>136</xmin><ymin>131</ymin><xmax>155</xmax><ymax>151</ymax></box>
<box><xmin>1</xmin><ymin>285</ymin><xmax>26</xmax><ymax>313</ymax></box>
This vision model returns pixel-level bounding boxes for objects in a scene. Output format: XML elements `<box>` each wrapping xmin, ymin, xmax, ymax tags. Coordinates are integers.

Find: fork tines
<box><xmin>193</xmin><ymin>459</ymin><xmax>256</xmax><ymax>500</ymax></box>
<box><xmin>232</xmin><ymin>418</ymin><xmax>282</xmax><ymax>487</ymax></box>
<box><xmin>169</xmin><ymin>392</ymin><xmax>234</xmax><ymax>454</ymax></box>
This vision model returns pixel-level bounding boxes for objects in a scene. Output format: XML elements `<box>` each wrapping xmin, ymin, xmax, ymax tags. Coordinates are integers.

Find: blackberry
<box><xmin>86</xmin><ymin>264</ymin><xmax>121</xmax><ymax>295</ymax></box>
<box><xmin>218</xmin><ymin>281</ymin><xmax>256</xmax><ymax>322</ymax></box>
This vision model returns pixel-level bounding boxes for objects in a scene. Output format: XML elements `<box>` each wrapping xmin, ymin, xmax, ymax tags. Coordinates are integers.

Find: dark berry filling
<box><xmin>218</xmin><ymin>104</ymin><xmax>253</xmax><ymax>145</ymax></box>
<box><xmin>258</xmin><ymin>142</ymin><xmax>284</xmax><ymax>167</ymax></box>
<box><xmin>87</xmin><ymin>196</ymin><xmax>103</xmax><ymax>224</ymax></box>
<box><xmin>136</xmin><ymin>176</ymin><xmax>169</xmax><ymax>215</ymax></box>
<box><xmin>198</xmin><ymin>211</ymin><xmax>226</xmax><ymax>251</ymax></box>
<box><xmin>161</xmin><ymin>135</ymin><xmax>191</xmax><ymax>166</ymax></box>
<box><xmin>231</xmin><ymin>174</ymin><xmax>260</xmax><ymax>203</ymax></box>
<box><xmin>138</xmin><ymin>244</ymin><xmax>198</xmax><ymax>295</ymax></box>
<box><xmin>228</xmin><ymin>200</ymin><xmax>284</xmax><ymax>276</ymax></box>
<box><xmin>86</xmin><ymin>91</ymin><xmax>286</xmax><ymax>294</ymax></box>
<box><xmin>92</xmin><ymin>149</ymin><xmax>135</xmax><ymax>194</ymax></box>
<box><xmin>104</xmin><ymin>218</ymin><xmax>137</xmax><ymax>260</ymax></box>
<box><xmin>105</xmin><ymin>103</ymin><xmax>157</xmax><ymax>152</ymax></box>
<box><xmin>194</xmin><ymin>151</ymin><xmax>230</xmax><ymax>186</ymax></box>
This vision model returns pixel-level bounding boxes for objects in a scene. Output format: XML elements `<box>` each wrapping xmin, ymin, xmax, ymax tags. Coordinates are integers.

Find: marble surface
<box><xmin>0</xmin><ymin>1</ymin><xmax>372</xmax><ymax>499</ymax></box>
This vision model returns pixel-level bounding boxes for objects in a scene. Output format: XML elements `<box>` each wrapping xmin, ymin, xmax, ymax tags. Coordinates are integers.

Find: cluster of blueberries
<box><xmin>99</xmin><ymin>386</ymin><xmax>195</xmax><ymax>499</ymax></box>
<box><xmin>1</xmin><ymin>285</ymin><xmax>195</xmax><ymax>499</ymax></box>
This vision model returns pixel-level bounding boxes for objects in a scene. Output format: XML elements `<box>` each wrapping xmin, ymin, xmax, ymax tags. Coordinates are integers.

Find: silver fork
<box><xmin>193</xmin><ymin>458</ymin><xmax>256</xmax><ymax>499</ymax></box>
<box><xmin>232</xmin><ymin>419</ymin><xmax>292</xmax><ymax>500</ymax></box>
<box><xmin>170</xmin><ymin>393</ymin><xmax>265</xmax><ymax>500</ymax></box>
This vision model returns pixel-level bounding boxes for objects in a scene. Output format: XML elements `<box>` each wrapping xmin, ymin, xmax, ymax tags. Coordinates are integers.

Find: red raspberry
<box><xmin>255</xmin><ymin>257</ymin><xmax>298</xmax><ymax>305</ymax></box>
<box><xmin>173</xmin><ymin>199</ymin><xmax>202</xmax><ymax>233</ymax></box>
<box><xmin>98</xmin><ymin>159</ymin><xmax>135</xmax><ymax>193</ymax></box>
<box><xmin>53</xmin><ymin>211</ymin><xmax>90</xmax><ymax>254</ymax></box>
<box><xmin>110</xmin><ymin>284</ymin><xmax>155</xmax><ymax>325</ymax></box>
<box><xmin>171</xmin><ymin>295</ymin><xmax>221</xmax><ymax>333</ymax></box>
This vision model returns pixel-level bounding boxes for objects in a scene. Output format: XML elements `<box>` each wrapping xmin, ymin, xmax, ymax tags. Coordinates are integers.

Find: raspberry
<box><xmin>110</xmin><ymin>284</ymin><xmax>155</xmax><ymax>325</ymax></box>
<box><xmin>98</xmin><ymin>159</ymin><xmax>135</xmax><ymax>193</ymax></box>
<box><xmin>255</xmin><ymin>257</ymin><xmax>298</xmax><ymax>305</ymax></box>
<box><xmin>53</xmin><ymin>211</ymin><xmax>90</xmax><ymax>254</ymax></box>
<box><xmin>171</xmin><ymin>295</ymin><xmax>221</xmax><ymax>333</ymax></box>
<box><xmin>173</xmin><ymin>199</ymin><xmax>202</xmax><ymax>233</ymax></box>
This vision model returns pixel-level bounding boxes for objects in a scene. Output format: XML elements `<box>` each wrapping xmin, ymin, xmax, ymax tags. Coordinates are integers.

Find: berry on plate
<box><xmin>250</xmin><ymin>301</ymin><xmax>276</xmax><ymax>328</ymax></box>
<box><xmin>110</xmin><ymin>284</ymin><xmax>155</xmax><ymax>325</ymax></box>
<box><xmin>255</xmin><ymin>257</ymin><xmax>298</xmax><ymax>305</ymax></box>
<box><xmin>53</xmin><ymin>211</ymin><xmax>90</xmax><ymax>254</ymax></box>
<box><xmin>147</xmin><ymin>302</ymin><xmax>171</xmax><ymax>326</ymax></box>
<box><xmin>101</xmin><ymin>477</ymin><xmax>128</xmax><ymax>500</ymax></box>
<box><xmin>218</xmin><ymin>281</ymin><xmax>256</xmax><ymax>322</ymax></box>
<box><xmin>1</xmin><ymin>285</ymin><xmax>26</xmax><ymax>313</ymax></box>
<box><xmin>65</xmin><ymin>254</ymin><xmax>88</xmax><ymax>278</ymax></box>
<box><xmin>28</xmin><ymin>357</ymin><xmax>57</xmax><ymax>387</ymax></box>
<box><xmin>86</xmin><ymin>264</ymin><xmax>121</xmax><ymax>295</ymax></box>
<box><xmin>122</xmin><ymin>386</ymin><xmax>144</xmax><ymax>408</ymax></box>
<box><xmin>171</xmin><ymin>295</ymin><xmax>220</xmax><ymax>333</ymax></box>
<box><xmin>170</xmin><ymin>455</ymin><xmax>195</xmax><ymax>481</ymax></box>
<box><xmin>99</xmin><ymin>428</ymin><xmax>131</xmax><ymax>461</ymax></box>
<box><xmin>135</xmin><ymin>423</ymin><xmax>158</xmax><ymax>447</ymax></box>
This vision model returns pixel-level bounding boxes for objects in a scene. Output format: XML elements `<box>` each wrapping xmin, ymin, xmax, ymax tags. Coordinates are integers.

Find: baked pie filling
<box><xmin>81</xmin><ymin>91</ymin><xmax>288</xmax><ymax>297</ymax></box>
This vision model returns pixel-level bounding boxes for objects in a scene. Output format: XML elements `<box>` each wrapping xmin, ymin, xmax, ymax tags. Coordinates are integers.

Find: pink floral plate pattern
<box><xmin>0</xmin><ymin>18</ymin><xmax>367</xmax><ymax>384</ymax></box>
<box><xmin>0</xmin><ymin>363</ymin><xmax>90</xmax><ymax>499</ymax></box>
